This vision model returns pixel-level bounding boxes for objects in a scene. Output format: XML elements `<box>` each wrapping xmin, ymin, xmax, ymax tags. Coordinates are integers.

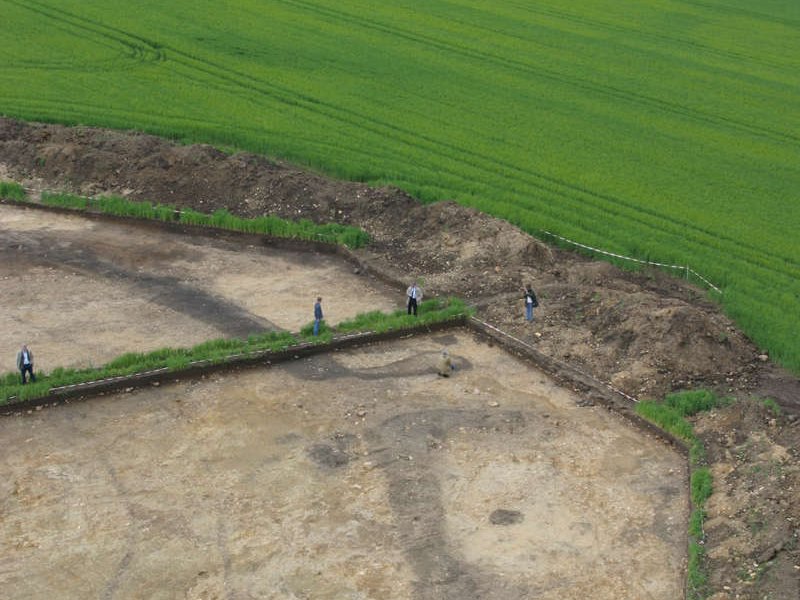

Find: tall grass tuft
<box><xmin>691</xmin><ymin>467</ymin><xmax>713</xmax><ymax>507</ymax></box>
<box><xmin>334</xmin><ymin>297</ymin><xmax>471</xmax><ymax>334</ymax></box>
<box><xmin>178</xmin><ymin>207</ymin><xmax>370</xmax><ymax>248</ymax></box>
<box><xmin>0</xmin><ymin>181</ymin><xmax>27</xmax><ymax>201</ymax></box>
<box><xmin>40</xmin><ymin>191</ymin><xmax>88</xmax><ymax>210</ymax></box>
<box><xmin>665</xmin><ymin>389</ymin><xmax>732</xmax><ymax>417</ymax></box>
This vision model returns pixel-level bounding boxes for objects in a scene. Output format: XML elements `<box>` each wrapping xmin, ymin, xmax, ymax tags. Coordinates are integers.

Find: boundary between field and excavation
<box><xmin>1</xmin><ymin>191</ymin><xmax>725</xmax><ymax>296</ymax></box>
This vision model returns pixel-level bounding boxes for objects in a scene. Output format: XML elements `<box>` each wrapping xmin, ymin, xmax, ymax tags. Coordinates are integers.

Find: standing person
<box><xmin>407</xmin><ymin>282</ymin><xmax>423</xmax><ymax>316</ymax></box>
<box><xmin>16</xmin><ymin>344</ymin><xmax>35</xmax><ymax>384</ymax></box>
<box><xmin>313</xmin><ymin>297</ymin><xmax>324</xmax><ymax>336</ymax></box>
<box><xmin>523</xmin><ymin>285</ymin><xmax>538</xmax><ymax>322</ymax></box>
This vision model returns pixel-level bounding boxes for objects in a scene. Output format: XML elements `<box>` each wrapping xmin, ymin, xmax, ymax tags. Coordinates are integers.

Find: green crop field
<box><xmin>2</xmin><ymin>0</ymin><xmax>799</xmax><ymax>370</ymax></box>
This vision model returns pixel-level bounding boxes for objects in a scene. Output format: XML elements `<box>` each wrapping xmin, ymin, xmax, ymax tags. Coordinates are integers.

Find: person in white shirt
<box><xmin>406</xmin><ymin>282</ymin><xmax>423</xmax><ymax>316</ymax></box>
<box><xmin>16</xmin><ymin>344</ymin><xmax>36</xmax><ymax>384</ymax></box>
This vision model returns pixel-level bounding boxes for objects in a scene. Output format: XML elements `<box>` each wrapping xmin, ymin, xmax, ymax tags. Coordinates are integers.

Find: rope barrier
<box><xmin>541</xmin><ymin>230</ymin><xmax>723</xmax><ymax>295</ymax></box>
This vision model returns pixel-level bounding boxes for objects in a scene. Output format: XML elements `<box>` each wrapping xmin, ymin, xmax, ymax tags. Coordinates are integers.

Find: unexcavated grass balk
<box><xmin>335</xmin><ymin>297</ymin><xmax>470</xmax><ymax>334</ymax></box>
<box><xmin>178</xmin><ymin>206</ymin><xmax>370</xmax><ymax>248</ymax></box>
<box><xmin>0</xmin><ymin>298</ymin><xmax>470</xmax><ymax>407</ymax></box>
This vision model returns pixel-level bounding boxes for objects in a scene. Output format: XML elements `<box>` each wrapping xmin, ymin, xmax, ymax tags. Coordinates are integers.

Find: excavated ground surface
<box><xmin>1</xmin><ymin>333</ymin><xmax>687</xmax><ymax>599</ymax></box>
<box><xmin>0</xmin><ymin>118</ymin><xmax>798</xmax><ymax>598</ymax></box>
<box><xmin>0</xmin><ymin>204</ymin><xmax>397</xmax><ymax>369</ymax></box>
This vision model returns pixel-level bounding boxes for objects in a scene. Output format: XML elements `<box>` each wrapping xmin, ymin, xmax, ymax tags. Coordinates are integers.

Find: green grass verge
<box><xmin>0</xmin><ymin>297</ymin><xmax>469</xmax><ymax>407</ymax></box>
<box><xmin>333</xmin><ymin>297</ymin><xmax>471</xmax><ymax>334</ymax></box>
<box><xmin>0</xmin><ymin>330</ymin><xmax>297</xmax><ymax>404</ymax></box>
<box><xmin>688</xmin><ymin>541</ymin><xmax>709</xmax><ymax>598</ymax></box>
<box><xmin>34</xmin><ymin>191</ymin><xmax>370</xmax><ymax>248</ymax></box>
<box><xmin>178</xmin><ymin>206</ymin><xmax>370</xmax><ymax>248</ymax></box>
<box><xmin>636</xmin><ymin>389</ymin><xmax>731</xmax><ymax>600</ymax></box>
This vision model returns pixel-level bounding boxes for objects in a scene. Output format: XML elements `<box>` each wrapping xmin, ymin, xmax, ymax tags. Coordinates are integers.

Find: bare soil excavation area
<box><xmin>2</xmin><ymin>119</ymin><xmax>798</xmax><ymax>598</ymax></box>
<box><xmin>0</xmin><ymin>206</ymin><xmax>688</xmax><ymax>599</ymax></box>
<box><xmin>0</xmin><ymin>204</ymin><xmax>397</xmax><ymax>369</ymax></box>
<box><xmin>1</xmin><ymin>333</ymin><xmax>686</xmax><ymax>600</ymax></box>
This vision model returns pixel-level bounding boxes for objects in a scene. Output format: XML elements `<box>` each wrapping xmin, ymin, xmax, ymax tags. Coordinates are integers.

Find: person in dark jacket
<box><xmin>16</xmin><ymin>344</ymin><xmax>36</xmax><ymax>384</ymax></box>
<box><xmin>313</xmin><ymin>297</ymin><xmax>324</xmax><ymax>336</ymax></box>
<box><xmin>523</xmin><ymin>285</ymin><xmax>538</xmax><ymax>322</ymax></box>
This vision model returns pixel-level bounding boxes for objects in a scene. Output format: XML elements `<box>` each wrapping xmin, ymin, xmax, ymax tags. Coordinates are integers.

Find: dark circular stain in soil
<box><xmin>308</xmin><ymin>443</ymin><xmax>350</xmax><ymax>468</ymax></box>
<box><xmin>489</xmin><ymin>509</ymin><xmax>524</xmax><ymax>525</ymax></box>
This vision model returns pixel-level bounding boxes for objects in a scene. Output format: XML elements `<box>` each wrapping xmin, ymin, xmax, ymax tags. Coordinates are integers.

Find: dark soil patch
<box><xmin>489</xmin><ymin>509</ymin><xmax>524</xmax><ymax>526</ymax></box>
<box><xmin>307</xmin><ymin>443</ymin><xmax>351</xmax><ymax>469</ymax></box>
<box><xmin>0</xmin><ymin>222</ymin><xmax>276</xmax><ymax>336</ymax></box>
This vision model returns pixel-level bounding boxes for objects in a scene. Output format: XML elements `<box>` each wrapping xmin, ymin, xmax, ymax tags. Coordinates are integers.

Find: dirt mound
<box><xmin>695</xmin><ymin>399</ymin><xmax>800</xmax><ymax>599</ymax></box>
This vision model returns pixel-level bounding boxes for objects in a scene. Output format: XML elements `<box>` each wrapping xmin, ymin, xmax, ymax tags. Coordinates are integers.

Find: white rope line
<box><xmin>687</xmin><ymin>268</ymin><xmax>723</xmax><ymax>294</ymax></box>
<box><xmin>542</xmin><ymin>230</ymin><xmax>723</xmax><ymax>294</ymax></box>
<box><xmin>472</xmin><ymin>317</ymin><xmax>640</xmax><ymax>404</ymax></box>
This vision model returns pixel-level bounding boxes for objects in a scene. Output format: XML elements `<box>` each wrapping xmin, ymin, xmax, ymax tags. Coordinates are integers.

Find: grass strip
<box><xmin>177</xmin><ymin>206</ymin><xmax>370</xmax><ymax>248</ymax></box>
<box><xmin>0</xmin><ymin>330</ymin><xmax>298</xmax><ymax>404</ymax></box>
<box><xmin>0</xmin><ymin>181</ymin><xmax>27</xmax><ymax>201</ymax></box>
<box><xmin>636</xmin><ymin>389</ymin><xmax>731</xmax><ymax>600</ymax></box>
<box><xmin>0</xmin><ymin>297</ymin><xmax>469</xmax><ymax>407</ymax></box>
<box><xmin>333</xmin><ymin>297</ymin><xmax>471</xmax><ymax>334</ymax></box>
<box><xmin>34</xmin><ymin>192</ymin><xmax>370</xmax><ymax>248</ymax></box>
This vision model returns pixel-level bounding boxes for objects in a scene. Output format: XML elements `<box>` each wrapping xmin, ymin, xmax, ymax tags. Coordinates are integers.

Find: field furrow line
<box><xmin>677</xmin><ymin>0</ymin><xmax>800</xmax><ymax>29</ymax></box>
<box><xmin>275</xmin><ymin>0</ymin><xmax>800</xmax><ymax>145</ymax></box>
<box><xmin>7</xmin><ymin>0</ymin><xmax>165</xmax><ymax>66</ymax></box>
<box><xmin>500</xmin><ymin>1</ymin><xmax>797</xmax><ymax>71</ymax></box>
<box><xmin>168</xmin><ymin>43</ymin><xmax>800</xmax><ymax>279</ymax></box>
